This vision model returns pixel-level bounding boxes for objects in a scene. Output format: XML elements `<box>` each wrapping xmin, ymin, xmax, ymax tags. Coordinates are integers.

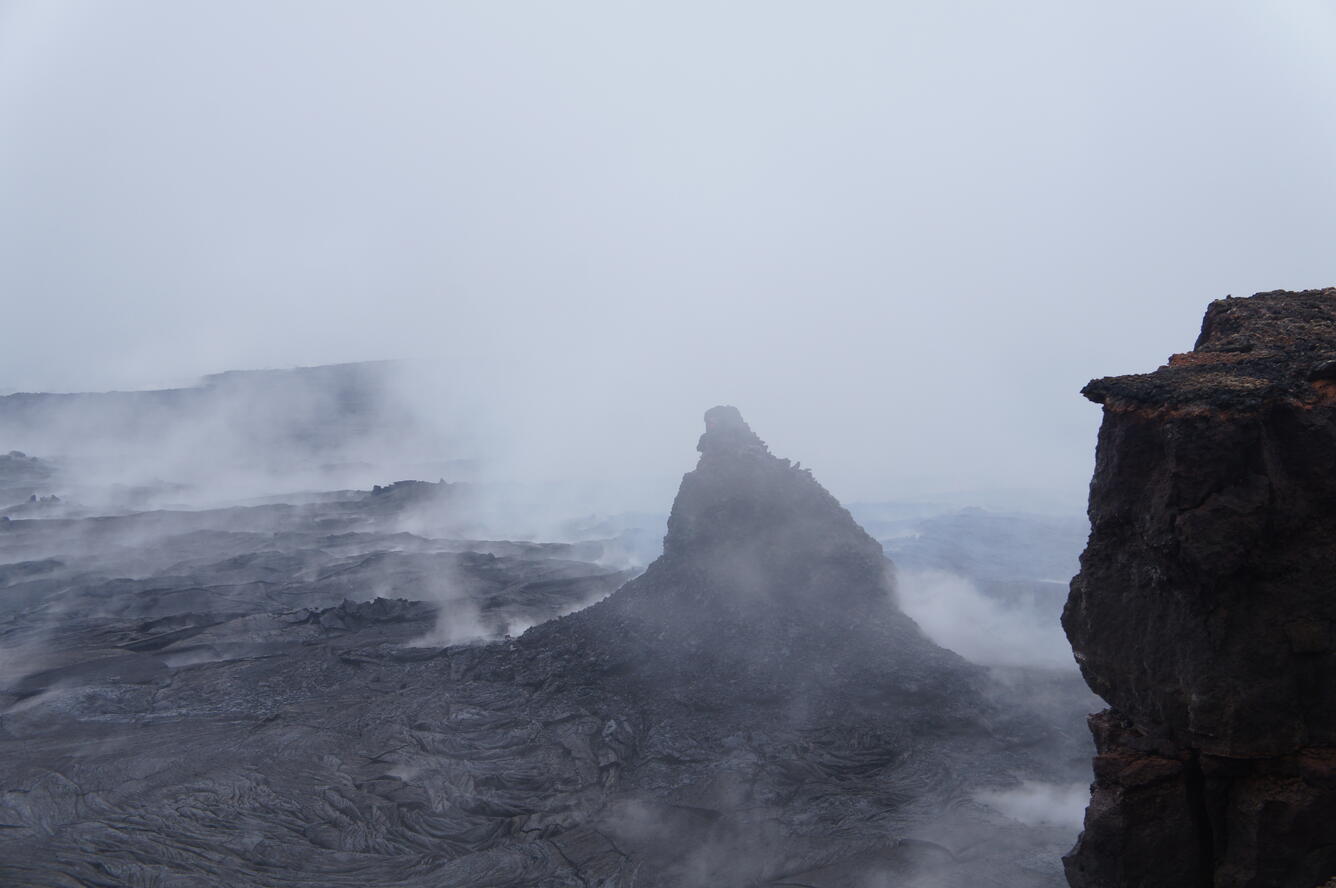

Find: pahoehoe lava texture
<box><xmin>1063</xmin><ymin>289</ymin><xmax>1336</xmax><ymax>887</ymax></box>
<box><xmin>2</xmin><ymin>407</ymin><xmax>1077</xmax><ymax>887</ymax></box>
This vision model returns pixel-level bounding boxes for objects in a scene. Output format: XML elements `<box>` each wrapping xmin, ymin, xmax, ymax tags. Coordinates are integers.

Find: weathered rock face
<box><xmin>1063</xmin><ymin>289</ymin><xmax>1336</xmax><ymax>887</ymax></box>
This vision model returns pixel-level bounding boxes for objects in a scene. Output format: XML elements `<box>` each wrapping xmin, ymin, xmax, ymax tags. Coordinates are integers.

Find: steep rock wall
<box><xmin>1064</xmin><ymin>290</ymin><xmax>1336</xmax><ymax>887</ymax></box>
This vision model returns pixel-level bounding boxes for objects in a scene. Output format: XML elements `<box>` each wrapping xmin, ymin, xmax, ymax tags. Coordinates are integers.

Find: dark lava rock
<box><xmin>1063</xmin><ymin>290</ymin><xmax>1336</xmax><ymax>887</ymax></box>
<box><xmin>0</xmin><ymin>408</ymin><xmax>1075</xmax><ymax>888</ymax></box>
<box><xmin>510</xmin><ymin>405</ymin><xmax>984</xmax><ymax>717</ymax></box>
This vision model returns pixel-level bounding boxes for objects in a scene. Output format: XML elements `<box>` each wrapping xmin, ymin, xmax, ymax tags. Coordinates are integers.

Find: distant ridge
<box><xmin>2</xmin><ymin>359</ymin><xmax>398</xmax><ymax>399</ymax></box>
<box><xmin>0</xmin><ymin>361</ymin><xmax>422</xmax><ymax>483</ymax></box>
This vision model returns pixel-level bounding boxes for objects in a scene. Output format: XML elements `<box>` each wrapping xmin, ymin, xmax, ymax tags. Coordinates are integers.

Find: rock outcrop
<box><xmin>515</xmin><ymin>405</ymin><xmax>987</xmax><ymax>720</ymax></box>
<box><xmin>1063</xmin><ymin>289</ymin><xmax>1336</xmax><ymax>887</ymax></box>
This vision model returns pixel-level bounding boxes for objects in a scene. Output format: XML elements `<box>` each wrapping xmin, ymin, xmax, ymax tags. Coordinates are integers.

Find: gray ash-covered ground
<box><xmin>0</xmin><ymin>408</ymin><xmax>1090</xmax><ymax>887</ymax></box>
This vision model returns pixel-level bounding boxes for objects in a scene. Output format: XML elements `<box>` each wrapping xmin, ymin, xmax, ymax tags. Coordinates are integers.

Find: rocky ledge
<box><xmin>1063</xmin><ymin>290</ymin><xmax>1336</xmax><ymax>887</ymax></box>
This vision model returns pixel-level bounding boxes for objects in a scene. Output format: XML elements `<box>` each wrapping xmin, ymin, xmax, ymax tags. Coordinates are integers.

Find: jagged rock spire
<box><xmin>696</xmin><ymin>405</ymin><xmax>769</xmax><ymax>458</ymax></box>
<box><xmin>516</xmin><ymin>407</ymin><xmax>980</xmax><ymax>711</ymax></box>
<box><xmin>660</xmin><ymin>407</ymin><xmax>889</xmax><ymax>617</ymax></box>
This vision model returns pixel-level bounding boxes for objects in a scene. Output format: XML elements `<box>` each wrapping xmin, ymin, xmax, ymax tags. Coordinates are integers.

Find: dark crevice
<box><xmin>1184</xmin><ymin>753</ymin><xmax>1216</xmax><ymax>888</ymax></box>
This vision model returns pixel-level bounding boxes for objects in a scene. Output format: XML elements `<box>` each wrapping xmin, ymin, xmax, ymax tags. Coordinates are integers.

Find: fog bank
<box><xmin>6</xmin><ymin>2</ymin><xmax>1336</xmax><ymax>510</ymax></box>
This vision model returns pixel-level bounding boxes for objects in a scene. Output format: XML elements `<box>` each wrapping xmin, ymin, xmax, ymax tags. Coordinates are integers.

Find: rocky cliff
<box><xmin>1063</xmin><ymin>289</ymin><xmax>1336</xmax><ymax>887</ymax></box>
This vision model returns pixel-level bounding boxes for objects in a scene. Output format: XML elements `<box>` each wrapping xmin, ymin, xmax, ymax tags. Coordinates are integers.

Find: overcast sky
<box><xmin>3</xmin><ymin>1</ymin><xmax>1336</xmax><ymax>511</ymax></box>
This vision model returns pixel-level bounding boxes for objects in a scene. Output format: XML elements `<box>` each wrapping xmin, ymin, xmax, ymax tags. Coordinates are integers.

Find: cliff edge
<box><xmin>1064</xmin><ymin>289</ymin><xmax>1336</xmax><ymax>887</ymax></box>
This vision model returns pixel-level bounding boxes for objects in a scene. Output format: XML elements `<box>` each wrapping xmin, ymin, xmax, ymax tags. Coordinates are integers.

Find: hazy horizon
<box><xmin>5</xmin><ymin>1</ymin><xmax>1336</xmax><ymax>512</ymax></box>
